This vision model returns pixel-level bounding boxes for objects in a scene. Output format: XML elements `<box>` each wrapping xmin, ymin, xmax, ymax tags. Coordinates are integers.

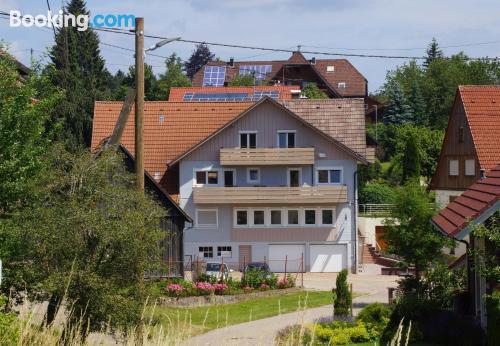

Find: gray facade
<box><xmin>178</xmin><ymin>101</ymin><xmax>359</xmax><ymax>272</ymax></box>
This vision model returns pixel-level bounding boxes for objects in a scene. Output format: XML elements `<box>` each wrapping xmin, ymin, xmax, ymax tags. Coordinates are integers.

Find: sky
<box><xmin>1</xmin><ymin>0</ymin><xmax>500</xmax><ymax>93</ymax></box>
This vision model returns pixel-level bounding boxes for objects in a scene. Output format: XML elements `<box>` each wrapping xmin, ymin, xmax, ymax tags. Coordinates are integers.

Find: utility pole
<box><xmin>135</xmin><ymin>17</ymin><xmax>145</xmax><ymax>191</ymax></box>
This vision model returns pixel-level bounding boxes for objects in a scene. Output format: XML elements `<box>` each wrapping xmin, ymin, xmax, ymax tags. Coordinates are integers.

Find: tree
<box><xmin>302</xmin><ymin>83</ymin><xmax>328</xmax><ymax>99</ymax></box>
<box><xmin>46</xmin><ymin>0</ymin><xmax>110</xmax><ymax>149</ymax></box>
<box><xmin>472</xmin><ymin>213</ymin><xmax>500</xmax><ymax>285</ymax></box>
<box><xmin>425</xmin><ymin>38</ymin><xmax>444</xmax><ymax>67</ymax></box>
<box><xmin>383</xmin><ymin>183</ymin><xmax>449</xmax><ymax>280</ymax></box>
<box><xmin>184</xmin><ymin>43</ymin><xmax>215</xmax><ymax>79</ymax></box>
<box><xmin>228</xmin><ymin>75</ymin><xmax>256</xmax><ymax>86</ymax></box>
<box><xmin>333</xmin><ymin>269</ymin><xmax>351</xmax><ymax>316</ymax></box>
<box><xmin>383</xmin><ymin>80</ymin><xmax>413</xmax><ymax>125</ymax></box>
<box><xmin>0</xmin><ymin>52</ymin><xmax>61</xmax><ymax>214</ymax></box>
<box><xmin>157</xmin><ymin>53</ymin><xmax>191</xmax><ymax>98</ymax></box>
<box><xmin>0</xmin><ymin>146</ymin><xmax>165</xmax><ymax>339</ymax></box>
<box><xmin>401</xmin><ymin>134</ymin><xmax>421</xmax><ymax>183</ymax></box>
<box><xmin>116</xmin><ymin>64</ymin><xmax>163</xmax><ymax>101</ymax></box>
<box><xmin>407</xmin><ymin>78</ymin><xmax>427</xmax><ymax>126</ymax></box>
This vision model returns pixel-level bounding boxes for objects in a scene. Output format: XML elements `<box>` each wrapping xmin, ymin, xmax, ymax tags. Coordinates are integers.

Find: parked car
<box><xmin>205</xmin><ymin>262</ymin><xmax>231</xmax><ymax>281</ymax></box>
<box><xmin>244</xmin><ymin>262</ymin><xmax>273</xmax><ymax>278</ymax></box>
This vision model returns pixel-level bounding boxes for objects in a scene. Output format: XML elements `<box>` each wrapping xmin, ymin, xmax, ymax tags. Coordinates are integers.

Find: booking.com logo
<box><xmin>9</xmin><ymin>10</ymin><xmax>135</xmax><ymax>32</ymax></box>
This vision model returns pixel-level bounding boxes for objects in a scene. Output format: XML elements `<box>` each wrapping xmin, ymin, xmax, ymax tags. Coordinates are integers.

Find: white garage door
<box><xmin>310</xmin><ymin>244</ymin><xmax>347</xmax><ymax>272</ymax></box>
<box><xmin>268</xmin><ymin>244</ymin><xmax>305</xmax><ymax>272</ymax></box>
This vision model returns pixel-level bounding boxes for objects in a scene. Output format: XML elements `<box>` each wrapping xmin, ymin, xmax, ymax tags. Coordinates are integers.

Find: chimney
<box><xmin>480</xmin><ymin>168</ymin><xmax>486</xmax><ymax>179</ymax></box>
<box><xmin>228</xmin><ymin>58</ymin><xmax>234</xmax><ymax>67</ymax></box>
<box><xmin>310</xmin><ymin>57</ymin><xmax>316</xmax><ymax>65</ymax></box>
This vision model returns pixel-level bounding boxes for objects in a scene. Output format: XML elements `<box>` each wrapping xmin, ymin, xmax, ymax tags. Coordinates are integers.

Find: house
<box><xmin>191</xmin><ymin>51</ymin><xmax>367</xmax><ymax>98</ymax></box>
<box><xmin>431</xmin><ymin>163</ymin><xmax>500</xmax><ymax>330</ymax></box>
<box><xmin>430</xmin><ymin>86</ymin><xmax>500</xmax><ymax>209</ymax></box>
<box><xmin>92</xmin><ymin>97</ymin><xmax>374</xmax><ymax>273</ymax></box>
<box><xmin>168</xmin><ymin>85</ymin><xmax>301</xmax><ymax>102</ymax></box>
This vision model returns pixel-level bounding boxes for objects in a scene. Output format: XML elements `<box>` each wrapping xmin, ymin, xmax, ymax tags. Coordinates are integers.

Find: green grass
<box><xmin>153</xmin><ymin>290</ymin><xmax>334</xmax><ymax>334</ymax></box>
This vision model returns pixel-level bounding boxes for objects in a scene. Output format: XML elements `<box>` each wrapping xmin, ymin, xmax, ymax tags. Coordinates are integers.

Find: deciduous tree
<box><xmin>184</xmin><ymin>43</ymin><xmax>215</xmax><ymax>79</ymax></box>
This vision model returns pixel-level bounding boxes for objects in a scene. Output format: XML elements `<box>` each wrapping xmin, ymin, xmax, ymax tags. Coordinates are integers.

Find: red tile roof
<box><xmin>459</xmin><ymin>85</ymin><xmax>500</xmax><ymax>171</ymax></box>
<box><xmin>168</xmin><ymin>85</ymin><xmax>298</xmax><ymax>101</ymax></box>
<box><xmin>432</xmin><ymin>164</ymin><xmax>500</xmax><ymax>238</ymax></box>
<box><xmin>191</xmin><ymin>52</ymin><xmax>367</xmax><ymax>97</ymax></box>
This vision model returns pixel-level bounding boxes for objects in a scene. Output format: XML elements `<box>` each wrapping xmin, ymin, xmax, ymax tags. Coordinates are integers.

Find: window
<box><xmin>288</xmin><ymin>168</ymin><xmax>301</xmax><ymax>187</ymax></box>
<box><xmin>277</xmin><ymin>131</ymin><xmax>296</xmax><ymax>148</ymax></box>
<box><xmin>247</xmin><ymin>168</ymin><xmax>260</xmax><ymax>184</ymax></box>
<box><xmin>321</xmin><ymin>209</ymin><xmax>334</xmax><ymax>225</ymax></box>
<box><xmin>240</xmin><ymin>132</ymin><xmax>257</xmax><ymax>148</ymax></box>
<box><xmin>199</xmin><ymin>246</ymin><xmax>213</xmax><ymax>258</ymax></box>
<box><xmin>196</xmin><ymin>209</ymin><xmax>218</xmax><ymax>228</ymax></box>
<box><xmin>195</xmin><ymin>170</ymin><xmax>219</xmax><ymax>185</ymax></box>
<box><xmin>224</xmin><ymin>169</ymin><xmax>235</xmax><ymax>187</ymax></box>
<box><xmin>270</xmin><ymin>210</ymin><xmax>282</xmax><ymax>225</ymax></box>
<box><xmin>465</xmin><ymin>159</ymin><xmax>475</xmax><ymax>176</ymax></box>
<box><xmin>317</xmin><ymin>168</ymin><xmax>342</xmax><ymax>184</ymax></box>
<box><xmin>326</xmin><ymin>65</ymin><xmax>335</xmax><ymax>72</ymax></box>
<box><xmin>459</xmin><ymin>127</ymin><xmax>464</xmax><ymax>143</ymax></box>
<box><xmin>236</xmin><ymin>210</ymin><xmax>248</xmax><ymax>226</ymax></box>
<box><xmin>338</xmin><ymin>82</ymin><xmax>346</xmax><ymax>88</ymax></box>
<box><xmin>287</xmin><ymin>210</ymin><xmax>299</xmax><ymax>225</ymax></box>
<box><xmin>449</xmin><ymin>160</ymin><xmax>459</xmax><ymax>176</ymax></box>
<box><xmin>305</xmin><ymin>209</ymin><xmax>316</xmax><ymax>225</ymax></box>
<box><xmin>253</xmin><ymin>210</ymin><xmax>265</xmax><ymax>225</ymax></box>
<box><xmin>217</xmin><ymin>246</ymin><xmax>232</xmax><ymax>257</ymax></box>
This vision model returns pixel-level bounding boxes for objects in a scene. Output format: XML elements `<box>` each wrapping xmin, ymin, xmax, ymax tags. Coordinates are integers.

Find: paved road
<box><xmin>186</xmin><ymin>271</ymin><xmax>398</xmax><ymax>346</ymax></box>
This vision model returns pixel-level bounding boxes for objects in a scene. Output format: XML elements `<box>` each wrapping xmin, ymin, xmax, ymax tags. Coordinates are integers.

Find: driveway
<box><xmin>187</xmin><ymin>269</ymin><xmax>398</xmax><ymax>346</ymax></box>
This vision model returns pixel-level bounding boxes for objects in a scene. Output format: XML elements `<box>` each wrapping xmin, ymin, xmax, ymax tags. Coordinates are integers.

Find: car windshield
<box><xmin>247</xmin><ymin>263</ymin><xmax>266</xmax><ymax>271</ymax></box>
<box><xmin>206</xmin><ymin>263</ymin><xmax>222</xmax><ymax>271</ymax></box>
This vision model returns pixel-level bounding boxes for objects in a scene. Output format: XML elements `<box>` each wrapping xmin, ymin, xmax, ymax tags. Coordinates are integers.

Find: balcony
<box><xmin>219</xmin><ymin>147</ymin><xmax>315</xmax><ymax>166</ymax></box>
<box><xmin>193</xmin><ymin>185</ymin><xmax>347</xmax><ymax>204</ymax></box>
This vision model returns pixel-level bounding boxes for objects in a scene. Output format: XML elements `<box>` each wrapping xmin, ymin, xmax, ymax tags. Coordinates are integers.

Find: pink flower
<box><xmin>214</xmin><ymin>283</ymin><xmax>228</xmax><ymax>291</ymax></box>
<box><xmin>166</xmin><ymin>283</ymin><xmax>184</xmax><ymax>296</ymax></box>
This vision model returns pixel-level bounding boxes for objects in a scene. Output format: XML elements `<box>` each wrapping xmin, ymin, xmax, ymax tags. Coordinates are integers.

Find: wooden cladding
<box><xmin>220</xmin><ymin>147</ymin><xmax>315</xmax><ymax>165</ymax></box>
<box><xmin>193</xmin><ymin>185</ymin><xmax>347</xmax><ymax>204</ymax></box>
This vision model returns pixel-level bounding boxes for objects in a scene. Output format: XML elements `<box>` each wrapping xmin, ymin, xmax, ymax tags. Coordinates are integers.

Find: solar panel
<box><xmin>252</xmin><ymin>90</ymin><xmax>280</xmax><ymax>100</ymax></box>
<box><xmin>202</xmin><ymin>66</ymin><xmax>226</xmax><ymax>86</ymax></box>
<box><xmin>238</xmin><ymin>65</ymin><xmax>272</xmax><ymax>79</ymax></box>
<box><xmin>183</xmin><ymin>92</ymin><xmax>250</xmax><ymax>101</ymax></box>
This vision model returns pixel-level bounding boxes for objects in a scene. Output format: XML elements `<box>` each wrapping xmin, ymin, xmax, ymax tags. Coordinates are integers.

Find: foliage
<box><xmin>357</xmin><ymin>160</ymin><xmax>382</xmax><ymax>187</ymax></box>
<box><xmin>228</xmin><ymin>75</ymin><xmax>256</xmax><ymax>86</ymax></box>
<box><xmin>0</xmin><ymin>146</ymin><xmax>166</xmax><ymax>338</ymax></box>
<box><xmin>471</xmin><ymin>212</ymin><xmax>500</xmax><ymax>283</ymax></box>
<box><xmin>302</xmin><ymin>83</ymin><xmax>328</xmax><ymax>99</ymax></box>
<box><xmin>425</xmin><ymin>38</ymin><xmax>444</xmax><ymax>67</ymax></box>
<box><xmin>45</xmin><ymin>0</ymin><xmax>111</xmax><ymax>148</ymax></box>
<box><xmin>277</xmin><ymin>275</ymin><xmax>296</xmax><ymax>289</ymax></box>
<box><xmin>355</xmin><ymin>303</ymin><xmax>391</xmax><ymax>335</ymax></box>
<box><xmin>384</xmin><ymin>182</ymin><xmax>449</xmax><ymax>280</ymax></box>
<box><xmin>333</xmin><ymin>270</ymin><xmax>351</xmax><ymax>316</ymax></box>
<box><xmin>487</xmin><ymin>290</ymin><xmax>500</xmax><ymax>346</ymax></box>
<box><xmin>158</xmin><ymin>53</ymin><xmax>191</xmax><ymax>98</ymax></box>
<box><xmin>114</xmin><ymin>63</ymin><xmax>163</xmax><ymax>101</ymax></box>
<box><xmin>401</xmin><ymin>134</ymin><xmax>421</xmax><ymax>183</ymax></box>
<box><xmin>312</xmin><ymin>320</ymin><xmax>379</xmax><ymax>345</ymax></box>
<box><xmin>0</xmin><ymin>295</ymin><xmax>18</xmax><ymax>345</ymax></box>
<box><xmin>422</xmin><ymin>263</ymin><xmax>466</xmax><ymax>309</ymax></box>
<box><xmin>241</xmin><ymin>269</ymin><xmax>280</xmax><ymax>289</ymax></box>
<box><xmin>184</xmin><ymin>43</ymin><xmax>215</xmax><ymax>79</ymax></box>
<box><xmin>383</xmin><ymin>79</ymin><xmax>413</xmax><ymax>125</ymax></box>
<box><xmin>0</xmin><ymin>52</ymin><xmax>61</xmax><ymax>214</ymax></box>
<box><xmin>359</xmin><ymin>183</ymin><xmax>395</xmax><ymax>205</ymax></box>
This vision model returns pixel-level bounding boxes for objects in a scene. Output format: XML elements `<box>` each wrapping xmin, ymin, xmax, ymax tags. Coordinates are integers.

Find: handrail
<box><xmin>358</xmin><ymin>204</ymin><xmax>394</xmax><ymax>216</ymax></box>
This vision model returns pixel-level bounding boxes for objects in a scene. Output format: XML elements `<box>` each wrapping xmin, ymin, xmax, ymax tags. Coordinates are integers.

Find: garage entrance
<box><xmin>309</xmin><ymin>244</ymin><xmax>347</xmax><ymax>272</ymax></box>
<box><xmin>268</xmin><ymin>244</ymin><xmax>304</xmax><ymax>272</ymax></box>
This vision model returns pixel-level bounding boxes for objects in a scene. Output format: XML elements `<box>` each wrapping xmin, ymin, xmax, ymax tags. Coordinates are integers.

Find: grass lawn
<box><xmin>152</xmin><ymin>290</ymin><xmax>337</xmax><ymax>335</ymax></box>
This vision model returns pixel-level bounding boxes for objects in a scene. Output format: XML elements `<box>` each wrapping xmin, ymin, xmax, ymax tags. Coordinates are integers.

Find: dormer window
<box><xmin>277</xmin><ymin>131</ymin><xmax>296</xmax><ymax>148</ymax></box>
<box><xmin>338</xmin><ymin>82</ymin><xmax>346</xmax><ymax>89</ymax></box>
<box><xmin>239</xmin><ymin>131</ymin><xmax>257</xmax><ymax>148</ymax></box>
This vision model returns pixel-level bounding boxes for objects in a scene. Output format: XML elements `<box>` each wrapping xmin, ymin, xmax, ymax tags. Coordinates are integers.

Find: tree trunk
<box><xmin>45</xmin><ymin>294</ymin><xmax>62</xmax><ymax>326</ymax></box>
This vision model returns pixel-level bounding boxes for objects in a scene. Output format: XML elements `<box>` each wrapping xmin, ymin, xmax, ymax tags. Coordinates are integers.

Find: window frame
<box><xmin>234</xmin><ymin>208</ymin><xmax>249</xmax><ymax>227</ymax></box>
<box><xmin>286</xmin><ymin>209</ymin><xmax>300</xmax><ymax>226</ymax></box>
<box><xmin>217</xmin><ymin>246</ymin><xmax>232</xmax><ymax>258</ymax></box>
<box><xmin>247</xmin><ymin>167</ymin><xmax>261</xmax><ymax>184</ymax></box>
<box><xmin>193</xmin><ymin>168</ymin><xmax>220</xmax><ymax>186</ymax></box>
<box><xmin>198</xmin><ymin>246</ymin><xmax>214</xmax><ymax>258</ymax></box>
<box><xmin>465</xmin><ymin>159</ymin><xmax>475</xmax><ymax>176</ymax></box>
<box><xmin>223</xmin><ymin>168</ymin><xmax>236</xmax><ymax>187</ymax></box>
<box><xmin>287</xmin><ymin>168</ymin><xmax>302</xmax><ymax>187</ymax></box>
<box><xmin>315</xmin><ymin>167</ymin><xmax>343</xmax><ymax>185</ymax></box>
<box><xmin>239</xmin><ymin>131</ymin><xmax>258</xmax><ymax>149</ymax></box>
<box><xmin>252</xmin><ymin>209</ymin><xmax>266</xmax><ymax>226</ymax></box>
<box><xmin>338</xmin><ymin>82</ymin><xmax>346</xmax><ymax>88</ymax></box>
<box><xmin>449</xmin><ymin>159</ymin><xmax>459</xmax><ymax>176</ymax></box>
<box><xmin>270</xmin><ymin>209</ymin><xmax>283</xmax><ymax>226</ymax></box>
<box><xmin>320</xmin><ymin>208</ymin><xmax>335</xmax><ymax>226</ymax></box>
<box><xmin>277</xmin><ymin>130</ymin><xmax>297</xmax><ymax>148</ymax></box>
<box><xmin>195</xmin><ymin>208</ymin><xmax>219</xmax><ymax>229</ymax></box>
<box><xmin>304</xmin><ymin>209</ymin><xmax>317</xmax><ymax>226</ymax></box>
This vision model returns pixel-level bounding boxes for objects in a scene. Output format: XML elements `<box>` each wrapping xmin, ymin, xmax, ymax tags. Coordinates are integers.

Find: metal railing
<box><xmin>358</xmin><ymin>204</ymin><xmax>394</xmax><ymax>216</ymax></box>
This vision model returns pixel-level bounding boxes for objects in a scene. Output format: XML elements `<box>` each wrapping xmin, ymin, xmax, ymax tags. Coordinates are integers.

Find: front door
<box><xmin>239</xmin><ymin>245</ymin><xmax>252</xmax><ymax>270</ymax></box>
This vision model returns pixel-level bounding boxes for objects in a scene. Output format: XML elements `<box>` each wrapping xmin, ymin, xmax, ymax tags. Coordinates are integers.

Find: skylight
<box><xmin>202</xmin><ymin>66</ymin><xmax>226</xmax><ymax>86</ymax></box>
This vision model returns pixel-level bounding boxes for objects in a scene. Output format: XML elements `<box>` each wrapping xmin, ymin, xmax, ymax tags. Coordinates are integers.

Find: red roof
<box><xmin>168</xmin><ymin>85</ymin><xmax>298</xmax><ymax>101</ymax></box>
<box><xmin>432</xmin><ymin>164</ymin><xmax>500</xmax><ymax>237</ymax></box>
<box><xmin>459</xmin><ymin>85</ymin><xmax>500</xmax><ymax>171</ymax></box>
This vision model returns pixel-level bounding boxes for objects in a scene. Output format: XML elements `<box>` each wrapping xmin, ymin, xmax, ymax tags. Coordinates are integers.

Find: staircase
<box><xmin>362</xmin><ymin>244</ymin><xmax>378</xmax><ymax>264</ymax></box>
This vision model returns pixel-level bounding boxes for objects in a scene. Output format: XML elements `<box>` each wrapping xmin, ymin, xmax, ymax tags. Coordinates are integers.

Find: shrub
<box><xmin>277</xmin><ymin>274</ymin><xmax>295</xmax><ymax>289</ymax></box>
<box><xmin>0</xmin><ymin>296</ymin><xmax>18</xmax><ymax>345</ymax></box>
<box><xmin>355</xmin><ymin>303</ymin><xmax>391</xmax><ymax>335</ymax></box>
<box><xmin>487</xmin><ymin>290</ymin><xmax>500</xmax><ymax>346</ymax></box>
<box><xmin>334</xmin><ymin>270</ymin><xmax>351</xmax><ymax>316</ymax></box>
<box><xmin>165</xmin><ymin>283</ymin><xmax>184</xmax><ymax>297</ymax></box>
<box><xmin>193</xmin><ymin>281</ymin><xmax>215</xmax><ymax>295</ymax></box>
<box><xmin>359</xmin><ymin>183</ymin><xmax>395</xmax><ymax>205</ymax></box>
<box><xmin>314</xmin><ymin>321</ymin><xmax>372</xmax><ymax>345</ymax></box>
<box><xmin>213</xmin><ymin>283</ymin><xmax>228</xmax><ymax>295</ymax></box>
<box><xmin>265</xmin><ymin>273</ymin><xmax>278</xmax><ymax>289</ymax></box>
<box><xmin>241</xmin><ymin>268</ymin><xmax>265</xmax><ymax>288</ymax></box>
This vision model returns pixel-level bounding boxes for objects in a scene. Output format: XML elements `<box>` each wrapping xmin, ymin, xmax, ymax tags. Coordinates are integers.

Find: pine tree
<box><xmin>117</xmin><ymin>64</ymin><xmax>162</xmax><ymax>100</ymax></box>
<box><xmin>425</xmin><ymin>38</ymin><xmax>444</xmax><ymax>67</ymax></box>
<box><xmin>333</xmin><ymin>269</ymin><xmax>351</xmax><ymax>316</ymax></box>
<box><xmin>47</xmin><ymin>0</ymin><xmax>110</xmax><ymax>149</ymax></box>
<box><xmin>158</xmin><ymin>53</ymin><xmax>191</xmax><ymax>98</ymax></box>
<box><xmin>402</xmin><ymin>134</ymin><xmax>421</xmax><ymax>183</ymax></box>
<box><xmin>384</xmin><ymin>80</ymin><xmax>413</xmax><ymax>125</ymax></box>
<box><xmin>407</xmin><ymin>79</ymin><xmax>427</xmax><ymax>125</ymax></box>
<box><xmin>184</xmin><ymin>43</ymin><xmax>215</xmax><ymax>79</ymax></box>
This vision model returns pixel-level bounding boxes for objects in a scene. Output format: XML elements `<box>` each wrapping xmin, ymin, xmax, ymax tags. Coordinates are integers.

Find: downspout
<box><xmin>457</xmin><ymin>238</ymin><xmax>474</xmax><ymax>316</ymax></box>
<box><xmin>354</xmin><ymin>170</ymin><xmax>359</xmax><ymax>273</ymax></box>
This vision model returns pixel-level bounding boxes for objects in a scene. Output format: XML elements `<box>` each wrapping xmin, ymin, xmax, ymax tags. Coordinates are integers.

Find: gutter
<box><xmin>354</xmin><ymin>170</ymin><xmax>359</xmax><ymax>273</ymax></box>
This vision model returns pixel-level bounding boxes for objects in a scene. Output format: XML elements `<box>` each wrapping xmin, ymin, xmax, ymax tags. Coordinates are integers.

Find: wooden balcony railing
<box><xmin>220</xmin><ymin>147</ymin><xmax>315</xmax><ymax>166</ymax></box>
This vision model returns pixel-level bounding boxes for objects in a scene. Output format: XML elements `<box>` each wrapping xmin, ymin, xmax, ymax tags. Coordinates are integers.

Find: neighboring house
<box><xmin>0</xmin><ymin>49</ymin><xmax>30</xmax><ymax>81</ymax></box>
<box><xmin>191</xmin><ymin>51</ymin><xmax>367</xmax><ymax>98</ymax></box>
<box><xmin>92</xmin><ymin>97</ymin><xmax>374</xmax><ymax>273</ymax></box>
<box><xmin>430</xmin><ymin>86</ymin><xmax>500</xmax><ymax>209</ymax></box>
<box><xmin>431</xmin><ymin>164</ymin><xmax>500</xmax><ymax>330</ymax></box>
<box><xmin>168</xmin><ymin>85</ymin><xmax>301</xmax><ymax>101</ymax></box>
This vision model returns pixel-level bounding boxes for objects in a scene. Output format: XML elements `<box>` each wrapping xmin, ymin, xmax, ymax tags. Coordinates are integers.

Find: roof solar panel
<box><xmin>239</xmin><ymin>65</ymin><xmax>272</xmax><ymax>79</ymax></box>
<box><xmin>203</xmin><ymin>66</ymin><xmax>226</xmax><ymax>86</ymax></box>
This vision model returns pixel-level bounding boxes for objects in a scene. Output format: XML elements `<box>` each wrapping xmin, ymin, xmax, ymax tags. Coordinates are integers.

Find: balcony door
<box><xmin>224</xmin><ymin>169</ymin><xmax>235</xmax><ymax>187</ymax></box>
<box><xmin>288</xmin><ymin>168</ymin><xmax>301</xmax><ymax>187</ymax></box>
